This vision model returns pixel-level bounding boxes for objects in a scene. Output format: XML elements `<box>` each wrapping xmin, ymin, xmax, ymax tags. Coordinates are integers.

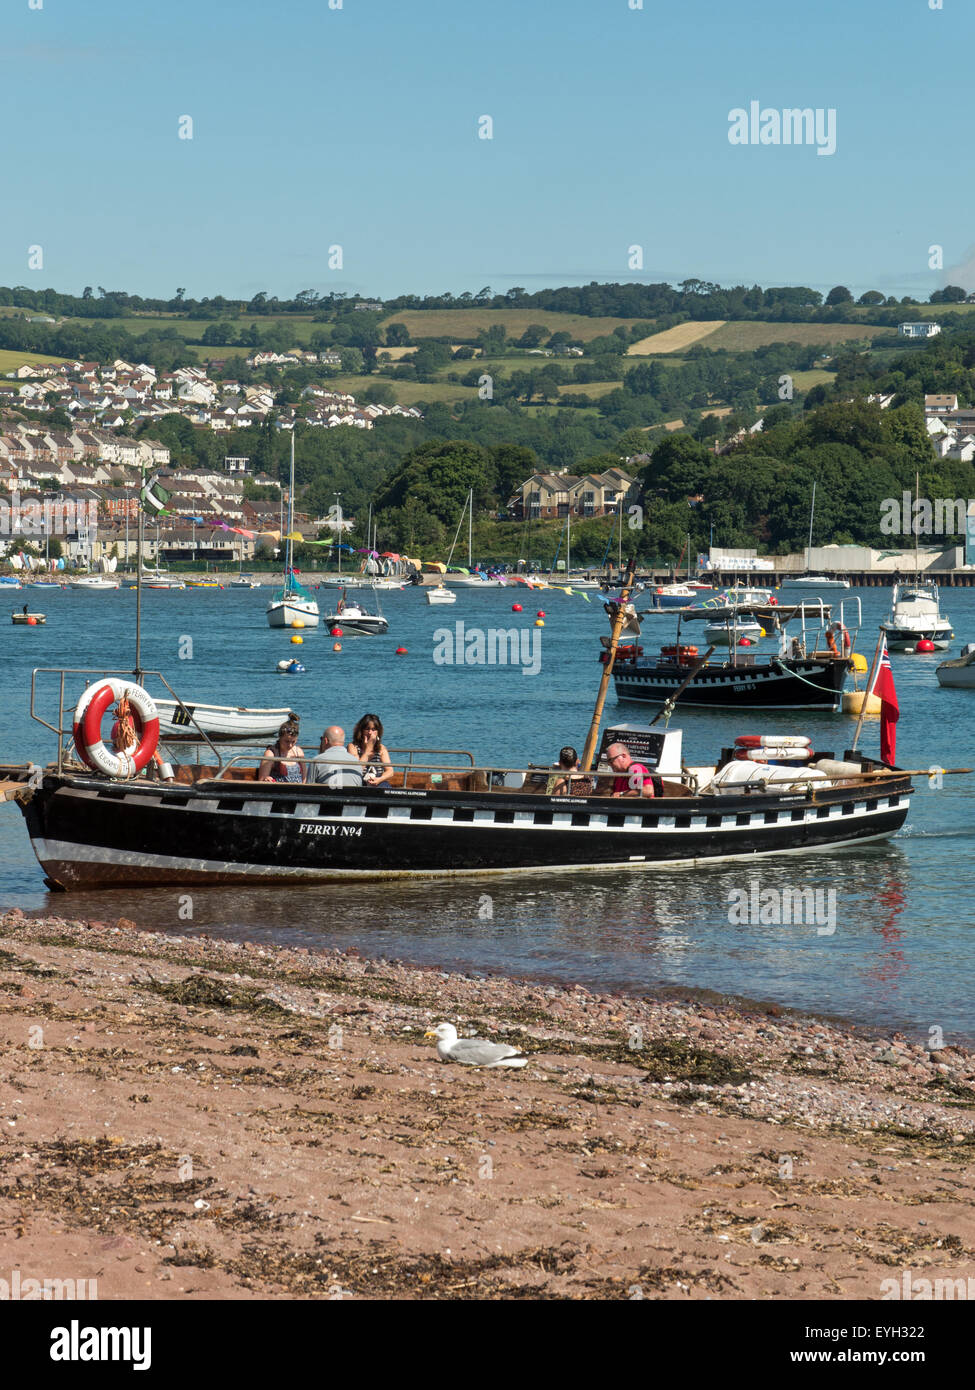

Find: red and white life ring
<box><xmin>72</xmin><ymin>679</ymin><xmax>159</xmax><ymax>778</ymax></box>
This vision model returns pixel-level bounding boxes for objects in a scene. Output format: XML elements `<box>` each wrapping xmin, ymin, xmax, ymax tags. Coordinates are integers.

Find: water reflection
<box><xmin>39</xmin><ymin>840</ymin><xmax>971</xmax><ymax>1040</ymax></box>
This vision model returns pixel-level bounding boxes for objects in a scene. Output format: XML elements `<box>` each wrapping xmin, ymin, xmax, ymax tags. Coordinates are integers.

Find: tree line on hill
<box><xmin>2</xmin><ymin>276</ymin><xmax>971</xmax><ymax>328</ymax></box>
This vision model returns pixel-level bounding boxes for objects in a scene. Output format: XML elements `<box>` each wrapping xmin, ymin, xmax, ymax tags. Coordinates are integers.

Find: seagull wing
<box><xmin>447</xmin><ymin>1037</ymin><xmax>524</xmax><ymax>1066</ymax></box>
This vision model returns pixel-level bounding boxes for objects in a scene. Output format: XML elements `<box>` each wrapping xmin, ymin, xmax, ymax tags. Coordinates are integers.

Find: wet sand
<box><xmin>1</xmin><ymin>907</ymin><xmax>973</xmax><ymax>1300</ymax></box>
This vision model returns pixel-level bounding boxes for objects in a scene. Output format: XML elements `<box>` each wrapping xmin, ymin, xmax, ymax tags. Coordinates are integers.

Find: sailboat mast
<box><xmin>286</xmin><ymin>432</ymin><xmax>295</xmax><ymax>586</ymax></box>
<box><xmin>807</xmin><ymin>480</ymin><xmax>816</xmax><ymax>569</ymax></box>
<box><xmin>468</xmin><ymin>487</ymin><xmax>473</xmax><ymax>569</ymax></box>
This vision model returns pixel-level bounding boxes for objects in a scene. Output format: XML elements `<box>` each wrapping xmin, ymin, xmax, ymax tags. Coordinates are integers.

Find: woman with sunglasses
<box><xmin>258</xmin><ymin>721</ymin><xmax>306</xmax><ymax>783</ymax></box>
<box><xmin>348</xmin><ymin>714</ymin><xmax>394</xmax><ymax>787</ymax></box>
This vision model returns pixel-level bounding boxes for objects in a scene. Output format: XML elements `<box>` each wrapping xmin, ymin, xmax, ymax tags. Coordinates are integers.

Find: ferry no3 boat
<box><xmin>603</xmin><ymin>598</ymin><xmax>858</xmax><ymax>710</ymax></box>
<box><xmin>0</xmin><ymin>668</ymin><xmax>913</xmax><ymax>889</ymax></box>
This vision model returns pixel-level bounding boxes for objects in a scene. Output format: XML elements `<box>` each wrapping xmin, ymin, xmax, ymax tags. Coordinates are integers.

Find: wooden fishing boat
<box><xmin>604</xmin><ymin>598</ymin><xmax>857</xmax><ymax>710</ymax></box>
<box><xmin>0</xmin><ymin>563</ymin><xmax>911</xmax><ymax>890</ymax></box>
<box><xmin>0</xmin><ymin>709</ymin><xmax>914</xmax><ymax>889</ymax></box>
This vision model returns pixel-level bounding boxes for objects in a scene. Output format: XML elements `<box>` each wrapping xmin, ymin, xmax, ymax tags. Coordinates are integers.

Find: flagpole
<box><xmin>135</xmin><ymin>467</ymin><xmax>144</xmax><ymax>678</ymax></box>
<box><xmin>851</xmin><ymin>630</ymin><xmax>884</xmax><ymax>753</ymax></box>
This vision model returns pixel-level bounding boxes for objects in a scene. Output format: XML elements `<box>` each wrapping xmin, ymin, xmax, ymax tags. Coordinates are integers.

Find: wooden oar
<box><xmin>854</xmin><ymin>766</ymin><xmax>972</xmax><ymax>779</ymax></box>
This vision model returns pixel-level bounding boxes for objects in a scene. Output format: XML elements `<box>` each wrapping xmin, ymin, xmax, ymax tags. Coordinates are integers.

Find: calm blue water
<box><xmin>1</xmin><ymin>582</ymin><xmax>973</xmax><ymax>1041</ymax></box>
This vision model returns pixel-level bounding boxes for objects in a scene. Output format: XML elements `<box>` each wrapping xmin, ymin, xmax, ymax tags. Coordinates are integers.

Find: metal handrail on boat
<box><xmin>30</xmin><ymin>667</ymin><xmax>225</xmax><ymax>775</ymax></box>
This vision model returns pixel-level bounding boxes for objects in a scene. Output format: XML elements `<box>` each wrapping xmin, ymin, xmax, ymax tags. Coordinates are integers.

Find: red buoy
<box><xmin>330</xmin><ymin>626</ymin><xmax>343</xmax><ymax>637</ymax></box>
<box><xmin>738</xmin><ymin>636</ymin><xmax>752</xmax><ymax>647</ymax></box>
<box><xmin>395</xmin><ymin>646</ymin><xmax>407</xmax><ymax>655</ymax></box>
<box><xmin>536</xmin><ymin>610</ymin><xmax>546</xmax><ymax>618</ymax></box>
<box><xmin>512</xmin><ymin>603</ymin><xmax>522</xmax><ymax>612</ymax></box>
<box><xmin>916</xmin><ymin>638</ymin><xmax>935</xmax><ymax>652</ymax></box>
<box><xmin>26</xmin><ymin>616</ymin><xmax>37</xmax><ymax>625</ymax></box>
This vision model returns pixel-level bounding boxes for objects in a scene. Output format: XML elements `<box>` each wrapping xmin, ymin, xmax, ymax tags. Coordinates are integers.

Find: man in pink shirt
<box><xmin>605</xmin><ymin>742</ymin><xmax>656</xmax><ymax>798</ymax></box>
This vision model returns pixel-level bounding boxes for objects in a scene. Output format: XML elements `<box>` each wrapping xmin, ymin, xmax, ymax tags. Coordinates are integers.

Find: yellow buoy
<box><xmin>851</xmin><ymin>652</ymin><xmax>868</xmax><ymax>674</ymax></box>
<box><xmin>535</xmin><ymin>619</ymin><xmax>544</xmax><ymax>627</ymax></box>
<box><xmin>842</xmin><ymin>690</ymin><xmax>881</xmax><ymax>716</ymax></box>
<box><xmin>291</xmin><ymin>618</ymin><xmax>304</xmax><ymax>629</ymax></box>
<box><xmin>291</xmin><ymin>635</ymin><xmax>303</xmax><ymax>645</ymax></box>
<box><xmin>759</xmin><ymin>627</ymin><xmax>767</xmax><ymax>637</ymax></box>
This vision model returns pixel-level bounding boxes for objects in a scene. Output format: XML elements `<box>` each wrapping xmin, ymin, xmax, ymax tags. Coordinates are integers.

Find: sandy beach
<box><xmin>1</xmin><ymin>906</ymin><xmax>973</xmax><ymax>1300</ymax></box>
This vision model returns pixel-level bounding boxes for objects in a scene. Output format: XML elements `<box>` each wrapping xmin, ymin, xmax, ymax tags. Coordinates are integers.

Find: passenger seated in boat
<box><xmin>309</xmin><ymin>726</ymin><xmax>364</xmax><ymax>788</ymax></box>
<box><xmin>546</xmin><ymin>746</ymin><xmax>592</xmax><ymax>796</ymax></box>
<box><xmin>348</xmin><ymin>714</ymin><xmax>394</xmax><ymax>788</ymax></box>
<box><xmin>605</xmin><ymin>742</ymin><xmax>655</xmax><ymax>798</ymax></box>
<box><xmin>258</xmin><ymin>722</ymin><xmax>306</xmax><ymax>783</ymax></box>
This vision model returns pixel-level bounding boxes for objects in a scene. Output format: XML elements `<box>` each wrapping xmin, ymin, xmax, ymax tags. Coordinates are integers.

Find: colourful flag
<box><xmin>140</xmin><ymin>474</ymin><xmax>171</xmax><ymax>517</ymax></box>
<box><xmin>873</xmin><ymin>637</ymin><xmax>899</xmax><ymax>766</ymax></box>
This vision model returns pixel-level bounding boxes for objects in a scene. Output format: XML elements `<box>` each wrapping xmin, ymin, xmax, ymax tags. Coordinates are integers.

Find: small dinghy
<box><xmin>154</xmin><ymin>700</ymin><xmax>299</xmax><ymax>741</ymax></box>
<box><xmin>12</xmin><ymin>611</ymin><xmax>45</xmax><ymax>625</ymax></box>
<box><xmin>936</xmin><ymin>643</ymin><xmax>975</xmax><ymax>689</ymax></box>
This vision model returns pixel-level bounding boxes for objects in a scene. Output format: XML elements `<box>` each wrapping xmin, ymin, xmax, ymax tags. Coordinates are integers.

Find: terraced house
<box><xmin>508</xmin><ymin>467</ymin><xmax>636</xmax><ymax>521</ymax></box>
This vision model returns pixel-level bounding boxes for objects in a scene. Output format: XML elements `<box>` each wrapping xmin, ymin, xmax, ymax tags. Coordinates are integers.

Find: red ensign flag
<box><xmin>873</xmin><ymin>638</ymin><xmax>900</xmax><ymax>766</ymax></box>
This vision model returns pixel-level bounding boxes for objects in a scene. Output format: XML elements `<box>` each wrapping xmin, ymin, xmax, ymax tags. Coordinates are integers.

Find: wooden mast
<box><xmin>580</xmin><ymin>555</ymin><xmax>637</xmax><ymax>772</ymax></box>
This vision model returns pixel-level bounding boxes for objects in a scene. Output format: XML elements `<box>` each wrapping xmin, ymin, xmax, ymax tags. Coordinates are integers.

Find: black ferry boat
<box><xmin>0</xmin><ymin>668</ymin><xmax>912</xmax><ymax>889</ymax></box>
<box><xmin>603</xmin><ymin>598</ymin><xmax>857</xmax><ymax>711</ymax></box>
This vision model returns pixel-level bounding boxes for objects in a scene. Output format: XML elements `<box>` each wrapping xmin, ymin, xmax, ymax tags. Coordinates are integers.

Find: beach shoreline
<box><xmin>1</xmin><ymin>907</ymin><xmax>973</xmax><ymax>1300</ymax></box>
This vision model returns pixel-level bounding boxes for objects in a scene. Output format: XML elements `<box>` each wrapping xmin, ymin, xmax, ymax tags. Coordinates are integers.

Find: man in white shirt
<box><xmin>309</xmin><ymin>726</ymin><xmax>364</xmax><ymax>787</ymax></box>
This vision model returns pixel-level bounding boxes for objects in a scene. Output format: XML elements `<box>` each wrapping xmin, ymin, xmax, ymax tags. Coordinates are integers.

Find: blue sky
<box><xmin>3</xmin><ymin>0</ymin><xmax>971</xmax><ymax>302</ymax></box>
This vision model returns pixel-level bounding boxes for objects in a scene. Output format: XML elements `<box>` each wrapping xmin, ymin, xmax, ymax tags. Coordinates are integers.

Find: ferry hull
<box><xmin>18</xmin><ymin>772</ymin><xmax>911</xmax><ymax>890</ymax></box>
<box><xmin>612</xmin><ymin>657</ymin><xmax>849</xmax><ymax>710</ymax></box>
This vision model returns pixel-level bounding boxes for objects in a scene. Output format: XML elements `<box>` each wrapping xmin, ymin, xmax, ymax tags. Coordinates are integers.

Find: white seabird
<box><xmin>424</xmin><ymin>1022</ymin><xmax>527</xmax><ymax>1068</ymax></box>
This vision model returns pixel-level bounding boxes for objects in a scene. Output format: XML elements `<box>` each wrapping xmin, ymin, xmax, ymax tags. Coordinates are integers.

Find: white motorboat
<box><xmin>426</xmin><ymin>584</ymin><xmax>457</xmax><ymax>605</ymax></box>
<box><xmin>779</xmin><ymin>575</ymin><xmax>851</xmax><ymax>591</ymax></box>
<box><xmin>703</xmin><ymin>618</ymin><xmax>764</xmax><ymax>646</ymax></box>
<box><xmin>645</xmin><ymin>582</ymin><xmax>706</xmax><ymax>610</ymax></box>
<box><xmin>154</xmin><ymin>699</ymin><xmax>298</xmax><ymax>741</ymax></box>
<box><xmin>880</xmin><ymin>582</ymin><xmax>953</xmax><ymax>651</ymax></box>
<box><xmin>324</xmin><ymin>589</ymin><xmax>389</xmax><ymax>635</ymax></box>
<box><xmin>230</xmin><ymin>575</ymin><xmax>261</xmax><ymax>589</ymax></box>
<box><xmin>371</xmin><ymin>579</ymin><xmax>405</xmax><ymax>591</ymax></box>
<box><xmin>267</xmin><ymin>434</ymin><xmax>320</xmax><ymax>629</ymax></box>
<box><xmin>69</xmin><ymin>576</ymin><xmax>120</xmax><ymax>591</ymax></box>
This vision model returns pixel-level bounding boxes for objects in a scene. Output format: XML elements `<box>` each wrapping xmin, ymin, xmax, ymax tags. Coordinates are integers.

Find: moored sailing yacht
<box><xmin>266</xmin><ymin>434</ymin><xmax>319</xmax><ymax>629</ymax></box>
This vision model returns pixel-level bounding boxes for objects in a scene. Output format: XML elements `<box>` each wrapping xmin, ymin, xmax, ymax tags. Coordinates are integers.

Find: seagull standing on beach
<box><xmin>424</xmin><ymin>1022</ymin><xmax>527</xmax><ymax>1068</ymax></box>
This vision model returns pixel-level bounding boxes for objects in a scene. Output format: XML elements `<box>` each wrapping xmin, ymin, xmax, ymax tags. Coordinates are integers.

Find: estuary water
<box><xmin>1</xmin><ymin>581</ymin><xmax>973</xmax><ymax>1041</ymax></box>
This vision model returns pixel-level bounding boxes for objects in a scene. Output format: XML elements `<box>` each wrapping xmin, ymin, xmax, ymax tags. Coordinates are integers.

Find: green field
<box><xmin>701</xmin><ymin>322</ymin><xmax>888</xmax><ymax>350</ymax></box>
<box><xmin>790</xmin><ymin>368</ymin><xmax>835</xmax><ymax>390</ymax></box>
<box><xmin>327</xmin><ymin>374</ymin><xmax>475</xmax><ymax>406</ymax></box>
<box><xmin>378</xmin><ymin>308</ymin><xmax>647</xmax><ymax>342</ymax></box>
<box><xmin>0</xmin><ymin>348</ymin><xmax>70</xmax><ymax>373</ymax></box>
<box><xmin>558</xmin><ymin>380</ymin><xmax>623</xmax><ymax>398</ymax></box>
